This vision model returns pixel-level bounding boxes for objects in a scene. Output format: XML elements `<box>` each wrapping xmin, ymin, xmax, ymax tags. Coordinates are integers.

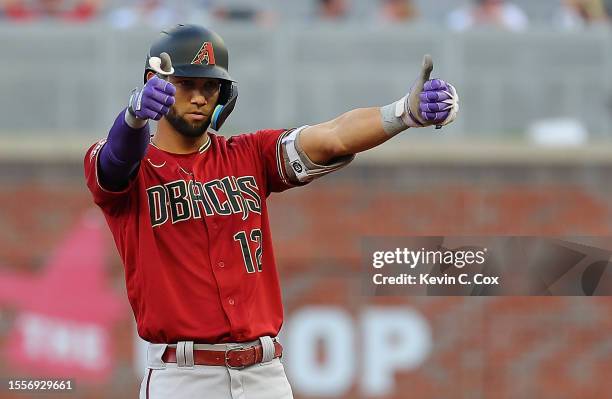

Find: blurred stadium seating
<box><xmin>0</xmin><ymin>24</ymin><xmax>611</xmax><ymax>141</ymax></box>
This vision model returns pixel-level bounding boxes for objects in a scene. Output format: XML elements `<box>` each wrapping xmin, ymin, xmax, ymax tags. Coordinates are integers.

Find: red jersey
<box><xmin>84</xmin><ymin>129</ymin><xmax>300</xmax><ymax>343</ymax></box>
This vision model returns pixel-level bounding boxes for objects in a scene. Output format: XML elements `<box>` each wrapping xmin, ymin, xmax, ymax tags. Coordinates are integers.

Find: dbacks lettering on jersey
<box><xmin>147</xmin><ymin>175</ymin><xmax>261</xmax><ymax>227</ymax></box>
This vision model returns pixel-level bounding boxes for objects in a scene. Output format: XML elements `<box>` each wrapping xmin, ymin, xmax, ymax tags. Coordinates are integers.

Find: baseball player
<box><xmin>84</xmin><ymin>24</ymin><xmax>458</xmax><ymax>399</ymax></box>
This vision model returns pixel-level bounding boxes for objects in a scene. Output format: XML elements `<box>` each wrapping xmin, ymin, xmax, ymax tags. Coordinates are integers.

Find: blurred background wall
<box><xmin>1</xmin><ymin>0</ymin><xmax>612</xmax><ymax>398</ymax></box>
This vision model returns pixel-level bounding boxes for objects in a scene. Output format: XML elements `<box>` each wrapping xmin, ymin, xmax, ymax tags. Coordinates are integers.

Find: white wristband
<box><xmin>380</xmin><ymin>100</ymin><xmax>409</xmax><ymax>137</ymax></box>
<box><xmin>124</xmin><ymin>109</ymin><xmax>148</xmax><ymax>129</ymax></box>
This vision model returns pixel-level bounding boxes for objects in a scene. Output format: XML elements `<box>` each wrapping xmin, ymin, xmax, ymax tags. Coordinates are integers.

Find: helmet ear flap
<box><xmin>211</xmin><ymin>82</ymin><xmax>238</xmax><ymax>131</ymax></box>
<box><xmin>217</xmin><ymin>81</ymin><xmax>234</xmax><ymax>105</ymax></box>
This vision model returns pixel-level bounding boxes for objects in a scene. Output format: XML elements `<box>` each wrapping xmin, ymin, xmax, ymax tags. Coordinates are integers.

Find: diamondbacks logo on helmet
<box><xmin>192</xmin><ymin>42</ymin><xmax>216</xmax><ymax>65</ymax></box>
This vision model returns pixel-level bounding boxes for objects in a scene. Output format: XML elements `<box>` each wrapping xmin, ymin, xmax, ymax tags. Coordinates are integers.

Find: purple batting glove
<box><xmin>127</xmin><ymin>76</ymin><xmax>176</xmax><ymax>121</ymax></box>
<box><xmin>401</xmin><ymin>55</ymin><xmax>459</xmax><ymax>129</ymax></box>
<box><xmin>419</xmin><ymin>79</ymin><xmax>459</xmax><ymax>125</ymax></box>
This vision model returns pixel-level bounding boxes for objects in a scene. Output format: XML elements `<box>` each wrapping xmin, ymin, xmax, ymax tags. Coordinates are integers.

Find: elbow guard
<box><xmin>281</xmin><ymin>126</ymin><xmax>355</xmax><ymax>184</ymax></box>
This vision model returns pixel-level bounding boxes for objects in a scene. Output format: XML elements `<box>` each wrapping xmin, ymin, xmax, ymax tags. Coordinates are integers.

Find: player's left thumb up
<box><xmin>406</xmin><ymin>55</ymin><xmax>434</xmax><ymax>126</ymax></box>
<box><xmin>416</xmin><ymin>54</ymin><xmax>434</xmax><ymax>86</ymax></box>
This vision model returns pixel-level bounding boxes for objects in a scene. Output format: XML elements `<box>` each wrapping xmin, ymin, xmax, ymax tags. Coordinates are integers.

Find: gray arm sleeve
<box><xmin>280</xmin><ymin>126</ymin><xmax>355</xmax><ymax>184</ymax></box>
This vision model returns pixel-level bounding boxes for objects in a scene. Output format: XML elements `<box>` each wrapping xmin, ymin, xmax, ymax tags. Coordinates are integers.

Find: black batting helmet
<box><xmin>145</xmin><ymin>24</ymin><xmax>238</xmax><ymax>131</ymax></box>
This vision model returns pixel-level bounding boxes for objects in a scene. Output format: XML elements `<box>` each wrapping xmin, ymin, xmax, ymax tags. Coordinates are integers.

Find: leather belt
<box><xmin>162</xmin><ymin>341</ymin><xmax>283</xmax><ymax>369</ymax></box>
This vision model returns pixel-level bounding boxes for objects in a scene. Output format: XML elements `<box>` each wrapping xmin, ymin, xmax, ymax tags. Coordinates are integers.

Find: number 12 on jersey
<box><xmin>233</xmin><ymin>229</ymin><xmax>263</xmax><ymax>273</ymax></box>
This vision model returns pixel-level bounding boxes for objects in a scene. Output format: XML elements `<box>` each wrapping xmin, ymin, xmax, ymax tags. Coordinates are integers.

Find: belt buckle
<box><xmin>225</xmin><ymin>346</ymin><xmax>247</xmax><ymax>370</ymax></box>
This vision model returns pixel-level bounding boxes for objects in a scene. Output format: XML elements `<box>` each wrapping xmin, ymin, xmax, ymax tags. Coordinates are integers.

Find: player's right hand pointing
<box><xmin>127</xmin><ymin>76</ymin><xmax>176</xmax><ymax>121</ymax></box>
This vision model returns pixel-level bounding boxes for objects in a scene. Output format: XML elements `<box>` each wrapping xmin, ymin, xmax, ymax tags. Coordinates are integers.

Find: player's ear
<box><xmin>145</xmin><ymin>71</ymin><xmax>156</xmax><ymax>82</ymax></box>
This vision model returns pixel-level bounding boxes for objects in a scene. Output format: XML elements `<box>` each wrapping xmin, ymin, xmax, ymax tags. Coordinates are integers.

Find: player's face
<box><xmin>165</xmin><ymin>76</ymin><xmax>221</xmax><ymax>138</ymax></box>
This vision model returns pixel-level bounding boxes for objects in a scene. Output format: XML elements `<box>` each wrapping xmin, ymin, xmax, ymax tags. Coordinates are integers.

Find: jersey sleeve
<box><xmin>252</xmin><ymin>128</ymin><xmax>303</xmax><ymax>194</ymax></box>
<box><xmin>84</xmin><ymin>139</ymin><xmax>137</xmax><ymax>213</ymax></box>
